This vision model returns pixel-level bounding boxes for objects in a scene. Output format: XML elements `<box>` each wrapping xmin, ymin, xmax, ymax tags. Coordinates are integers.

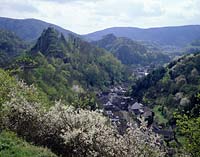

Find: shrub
<box><xmin>2</xmin><ymin>81</ymin><xmax>166</xmax><ymax>157</ymax></box>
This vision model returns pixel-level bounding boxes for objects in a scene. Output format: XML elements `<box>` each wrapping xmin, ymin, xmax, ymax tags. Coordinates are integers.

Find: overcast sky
<box><xmin>0</xmin><ymin>0</ymin><xmax>200</xmax><ymax>34</ymax></box>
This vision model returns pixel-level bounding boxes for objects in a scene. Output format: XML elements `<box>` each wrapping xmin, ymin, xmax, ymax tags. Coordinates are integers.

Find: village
<box><xmin>131</xmin><ymin>65</ymin><xmax>150</xmax><ymax>79</ymax></box>
<box><xmin>97</xmin><ymin>86</ymin><xmax>175</xmax><ymax>143</ymax></box>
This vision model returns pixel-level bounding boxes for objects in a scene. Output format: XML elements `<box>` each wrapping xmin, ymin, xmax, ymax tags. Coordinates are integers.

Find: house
<box><xmin>111</xmin><ymin>86</ymin><xmax>126</xmax><ymax>95</ymax></box>
<box><xmin>143</xmin><ymin>107</ymin><xmax>153</xmax><ymax>118</ymax></box>
<box><xmin>104</xmin><ymin>101</ymin><xmax>119</xmax><ymax>111</ymax></box>
<box><xmin>111</xmin><ymin>96</ymin><xmax>129</xmax><ymax>110</ymax></box>
<box><xmin>104</xmin><ymin>101</ymin><xmax>113</xmax><ymax>106</ymax></box>
<box><xmin>143</xmin><ymin>107</ymin><xmax>154</xmax><ymax>126</ymax></box>
<box><xmin>152</xmin><ymin>125</ymin><xmax>174</xmax><ymax>141</ymax></box>
<box><xmin>121</xmin><ymin>102</ymin><xmax>126</xmax><ymax>105</ymax></box>
<box><xmin>105</xmin><ymin>110</ymin><xmax>114</xmax><ymax>118</ymax></box>
<box><xmin>99</xmin><ymin>95</ymin><xmax>109</xmax><ymax>104</ymax></box>
<box><xmin>128</xmin><ymin>102</ymin><xmax>144</xmax><ymax>115</ymax></box>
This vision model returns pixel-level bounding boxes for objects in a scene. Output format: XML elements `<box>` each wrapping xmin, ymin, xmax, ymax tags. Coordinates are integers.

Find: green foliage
<box><xmin>0</xmin><ymin>131</ymin><xmax>57</xmax><ymax>157</ymax></box>
<box><xmin>175</xmin><ymin>114</ymin><xmax>200</xmax><ymax>157</ymax></box>
<box><xmin>132</xmin><ymin>53</ymin><xmax>200</xmax><ymax>114</ymax></box>
<box><xmin>0</xmin><ymin>29</ymin><xmax>28</xmax><ymax>67</ymax></box>
<box><xmin>97</xmin><ymin>53</ymin><xmax>123</xmax><ymax>85</ymax></box>
<box><xmin>71</xmin><ymin>92</ymin><xmax>97</xmax><ymax>110</ymax></box>
<box><xmin>132</xmin><ymin>66</ymin><xmax>166</xmax><ymax>101</ymax></box>
<box><xmin>0</xmin><ymin>69</ymin><xmax>16</xmax><ymax>105</ymax></box>
<box><xmin>31</xmin><ymin>27</ymin><xmax>67</xmax><ymax>57</ymax></box>
<box><xmin>153</xmin><ymin>105</ymin><xmax>168</xmax><ymax>125</ymax></box>
<box><xmin>11</xmin><ymin>28</ymin><xmax>127</xmax><ymax>103</ymax></box>
<box><xmin>0</xmin><ymin>68</ymin><xmax>50</xmax><ymax>109</ymax></box>
<box><xmin>131</xmin><ymin>54</ymin><xmax>200</xmax><ymax>155</ymax></box>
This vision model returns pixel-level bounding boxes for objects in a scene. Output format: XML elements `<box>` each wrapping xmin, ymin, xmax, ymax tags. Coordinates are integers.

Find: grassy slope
<box><xmin>0</xmin><ymin>131</ymin><xmax>57</xmax><ymax>157</ymax></box>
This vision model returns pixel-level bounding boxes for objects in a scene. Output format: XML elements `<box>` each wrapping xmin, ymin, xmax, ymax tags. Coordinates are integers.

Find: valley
<box><xmin>0</xmin><ymin>16</ymin><xmax>200</xmax><ymax>157</ymax></box>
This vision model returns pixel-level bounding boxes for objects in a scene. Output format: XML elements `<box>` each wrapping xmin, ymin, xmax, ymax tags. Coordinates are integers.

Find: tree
<box><xmin>175</xmin><ymin>93</ymin><xmax>200</xmax><ymax>156</ymax></box>
<box><xmin>0</xmin><ymin>69</ymin><xmax>16</xmax><ymax>105</ymax></box>
<box><xmin>176</xmin><ymin>114</ymin><xmax>200</xmax><ymax>157</ymax></box>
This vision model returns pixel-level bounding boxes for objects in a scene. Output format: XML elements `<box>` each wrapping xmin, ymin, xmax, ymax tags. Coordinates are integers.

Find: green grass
<box><xmin>153</xmin><ymin>105</ymin><xmax>168</xmax><ymax>124</ymax></box>
<box><xmin>0</xmin><ymin>130</ymin><xmax>57</xmax><ymax>157</ymax></box>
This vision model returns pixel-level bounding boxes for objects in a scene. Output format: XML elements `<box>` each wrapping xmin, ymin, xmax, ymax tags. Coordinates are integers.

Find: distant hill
<box><xmin>92</xmin><ymin>34</ymin><xmax>170</xmax><ymax>65</ymax></box>
<box><xmin>84</xmin><ymin>25</ymin><xmax>200</xmax><ymax>47</ymax></box>
<box><xmin>1</xmin><ymin>17</ymin><xmax>200</xmax><ymax>48</ymax></box>
<box><xmin>185</xmin><ymin>39</ymin><xmax>200</xmax><ymax>54</ymax></box>
<box><xmin>0</xmin><ymin>17</ymin><xmax>77</xmax><ymax>41</ymax></box>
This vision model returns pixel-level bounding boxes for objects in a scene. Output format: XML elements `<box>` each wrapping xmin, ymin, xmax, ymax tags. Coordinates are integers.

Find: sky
<box><xmin>0</xmin><ymin>0</ymin><xmax>200</xmax><ymax>34</ymax></box>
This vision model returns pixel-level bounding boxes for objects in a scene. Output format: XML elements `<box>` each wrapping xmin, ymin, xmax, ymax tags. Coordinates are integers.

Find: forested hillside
<box><xmin>0</xmin><ymin>68</ymin><xmax>165</xmax><ymax>157</ymax></box>
<box><xmin>0</xmin><ymin>29</ymin><xmax>28</xmax><ymax>66</ymax></box>
<box><xmin>132</xmin><ymin>53</ymin><xmax>200</xmax><ymax>106</ymax></box>
<box><xmin>131</xmin><ymin>53</ymin><xmax>200</xmax><ymax>155</ymax></box>
<box><xmin>132</xmin><ymin>53</ymin><xmax>200</xmax><ymax>116</ymax></box>
<box><xmin>92</xmin><ymin>34</ymin><xmax>170</xmax><ymax>65</ymax></box>
<box><xmin>9</xmin><ymin>27</ymin><xmax>126</xmax><ymax>104</ymax></box>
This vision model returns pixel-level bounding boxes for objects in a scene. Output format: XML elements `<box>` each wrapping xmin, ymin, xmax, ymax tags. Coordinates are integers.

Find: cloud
<box><xmin>0</xmin><ymin>0</ymin><xmax>38</xmax><ymax>13</ymax></box>
<box><xmin>38</xmin><ymin>0</ymin><xmax>101</xmax><ymax>3</ymax></box>
<box><xmin>0</xmin><ymin>0</ymin><xmax>199</xmax><ymax>34</ymax></box>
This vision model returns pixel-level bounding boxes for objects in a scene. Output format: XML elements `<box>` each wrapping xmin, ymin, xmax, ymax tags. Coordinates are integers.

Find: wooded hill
<box><xmin>92</xmin><ymin>34</ymin><xmax>170</xmax><ymax>65</ymax></box>
<box><xmin>8</xmin><ymin>27</ymin><xmax>126</xmax><ymax>104</ymax></box>
<box><xmin>132</xmin><ymin>53</ymin><xmax>200</xmax><ymax>124</ymax></box>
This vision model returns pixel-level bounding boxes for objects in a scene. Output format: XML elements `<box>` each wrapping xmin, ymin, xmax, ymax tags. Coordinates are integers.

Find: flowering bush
<box><xmin>2</xmin><ymin>81</ymin><xmax>166</xmax><ymax>157</ymax></box>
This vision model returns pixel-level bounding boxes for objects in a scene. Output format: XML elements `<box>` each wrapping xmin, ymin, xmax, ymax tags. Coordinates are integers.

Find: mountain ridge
<box><xmin>84</xmin><ymin>25</ymin><xmax>200</xmax><ymax>47</ymax></box>
<box><xmin>0</xmin><ymin>17</ymin><xmax>77</xmax><ymax>41</ymax></box>
<box><xmin>1</xmin><ymin>17</ymin><xmax>200</xmax><ymax>48</ymax></box>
